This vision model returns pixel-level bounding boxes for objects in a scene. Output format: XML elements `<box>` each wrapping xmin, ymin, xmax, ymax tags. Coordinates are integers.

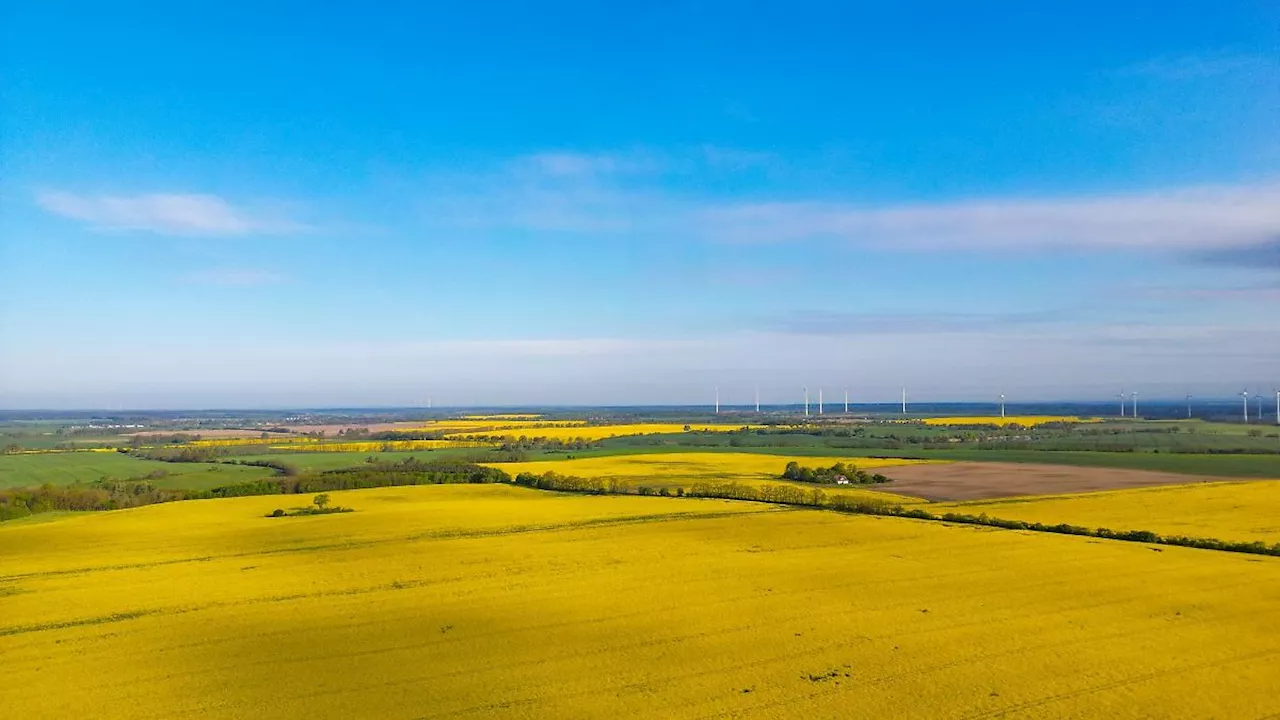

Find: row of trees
<box><xmin>131</xmin><ymin>446</ymin><xmax>223</xmax><ymax>463</ymax></box>
<box><xmin>211</xmin><ymin>458</ymin><xmax>512</xmax><ymax>496</ymax></box>
<box><xmin>500</xmin><ymin>437</ymin><xmax>598</xmax><ymax>452</ymax></box>
<box><xmin>0</xmin><ymin>478</ymin><xmax>191</xmax><ymax>521</ymax></box>
<box><xmin>513</xmin><ymin>471</ymin><xmax>617</xmax><ymax>494</ymax></box>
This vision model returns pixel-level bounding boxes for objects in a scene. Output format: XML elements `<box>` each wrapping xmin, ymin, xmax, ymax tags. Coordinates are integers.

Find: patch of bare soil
<box><xmin>126</xmin><ymin>428</ymin><xmax>266</xmax><ymax>439</ymax></box>
<box><xmin>879</xmin><ymin>462</ymin><xmax>1226</xmax><ymax>501</ymax></box>
<box><xmin>273</xmin><ymin>421</ymin><xmax>427</xmax><ymax>435</ymax></box>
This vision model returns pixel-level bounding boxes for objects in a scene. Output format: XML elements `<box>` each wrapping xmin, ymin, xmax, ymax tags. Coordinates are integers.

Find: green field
<box><xmin>0</xmin><ymin>453</ymin><xmax>276</xmax><ymax>491</ymax></box>
<box><xmin>1110</xmin><ymin>419</ymin><xmax>1280</xmax><ymax>436</ymax></box>
<box><xmin>0</xmin><ymin>433</ymin><xmax>128</xmax><ymax>451</ymax></box>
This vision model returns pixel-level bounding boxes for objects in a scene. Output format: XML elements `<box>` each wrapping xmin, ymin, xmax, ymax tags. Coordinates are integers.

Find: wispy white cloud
<box><xmin>419</xmin><ymin>151</ymin><xmax>1280</xmax><ymax>256</ymax></box>
<box><xmin>699</xmin><ymin>184</ymin><xmax>1280</xmax><ymax>252</ymax></box>
<box><xmin>181</xmin><ymin>268</ymin><xmax>291</xmax><ymax>286</ymax></box>
<box><xmin>761</xmin><ymin>310</ymin><xmax>1066</xmax><ymax>336</ymax></box>
<box><xmin>516</xmin><ymin>151</ymin><xmax>663</xmax><ymax>178</ymax></box>
<box><xmin>35</xmin><ymin>191</ymin><xmax>307</xmax><ymax>236</ymax></box>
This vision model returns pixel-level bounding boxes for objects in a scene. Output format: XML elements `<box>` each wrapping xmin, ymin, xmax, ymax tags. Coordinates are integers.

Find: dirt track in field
<box><xmin>879</xmin><ymin>462</ymin><xmax>1229</xmax><ymax>501</ymax></box>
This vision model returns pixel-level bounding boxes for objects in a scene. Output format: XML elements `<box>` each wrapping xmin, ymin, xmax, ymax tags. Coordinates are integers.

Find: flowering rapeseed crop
<box><xmin>2</xmin><ymin>484</ymin><xmax>1276</xmax><ymax>718</ymax></box>
<box><xmin>939</xmin><ymin>479</ymin><xmax>1280</xmax><ymax>544</ymax></box>
<box><xmin>450</xmin><ymin>423</ymin><xmax>756</xmax><ymax>441</ymax></box>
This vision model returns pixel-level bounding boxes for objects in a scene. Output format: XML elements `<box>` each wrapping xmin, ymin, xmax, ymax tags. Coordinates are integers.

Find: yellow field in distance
<box><xmin>404</xmin><ymin>418</ymin><xmax>588</xmax><ymax>433</ymax></box>
<box><xmin>449</xmin><ymin>422</ymin><xmax>756</xmax><ymax>440</ymax></box>
<box><xmin>3</xmin><ymin>484</ymin><xmax>1277</xmax><ymax>718</ymax></box>
<box><xmin>940</xmin><ymin>479</ymin><xmax>1280</xmax><ymax>544</ymax></box>
<box><xmin>920</xmin><ymin>415</ymin><xmax>1096</xmax><ymax>426</ymax></box>
<box><xmin>493</xmin><ymin>452</ymin><xmax>933</xmax><ymax>502</ymax></box>
<box><xmin>460</xmin><ymin>413</ymin><xmax>544</xmax><ymax>420</ymax></box>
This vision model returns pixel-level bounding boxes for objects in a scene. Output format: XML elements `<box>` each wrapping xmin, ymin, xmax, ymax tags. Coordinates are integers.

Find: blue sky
<box><xmin>2</xmin><ymin>1</ymin><xmax>1278</xmax><ymax>408</ymax></box>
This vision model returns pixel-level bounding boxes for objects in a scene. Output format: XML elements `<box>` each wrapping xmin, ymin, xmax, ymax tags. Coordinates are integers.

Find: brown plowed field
<box><xmin>879</xmin><ymin>461</ymin><xmax>1228</xmax><ymax>501</ymax></box>
<box><xmin>128</xmin><ymin>421</ymin><xmax>426</xmax><ymax>440</ymax></box>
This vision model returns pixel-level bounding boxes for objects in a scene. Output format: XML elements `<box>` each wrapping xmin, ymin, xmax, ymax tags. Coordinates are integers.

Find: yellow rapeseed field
<box><xmin>449</xmin><ymin>422</ymin><xmax>756</xmax><ymax>440</ymax></box>
<box><xmin>492</xmin><ymin>452</ymin><xmax>933</xmax><ymax>502</ymax></box>
<box><xmin>265</xmin><ymin>439</ymin><xmax>495</xmax><ymax>452</ymax></box>
<box><xmin>408</xmin><ymin>418</ymin><xmax>588</xmax><ymax>433</ymax></box>
<box><xmin>2</xmin><ymin>485</ymin><xmax>1277</xmax><ymax>718</ymax></box>
<box><xmin>920</xmin><ymin>415</ymin><xmax>1095</xmax><ymax>426</ymax></box>
<box><xmin>940</xmin><ymin>479</ymin><xmax>1280</xmax><ymax>544</ymax></box>
<box><xmin>184</xmin><ymin>420</ymin><xmax>589</xmax><ymax>448</ymax></box>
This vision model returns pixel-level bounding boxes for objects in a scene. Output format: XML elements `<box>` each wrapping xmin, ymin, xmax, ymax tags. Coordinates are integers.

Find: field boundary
<box><xmin>513</xmin><ymin>471</ymin><xmax>1280</xmax><ymax>559</ymax></box>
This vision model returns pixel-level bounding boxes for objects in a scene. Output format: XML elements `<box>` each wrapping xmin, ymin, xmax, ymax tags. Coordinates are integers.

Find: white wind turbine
<box><xmin>1242</xmin><ymin>391</ymin><xmax>1250</xmax><ymax>423</ymax></box>
<box><xmin>819</xmin><ymin>388</ymin><xmax>823</xmax><ymax>415</ymax></box>
<box><xmin>804</xmin><ymin>386</ymin><xmax>809</xmax><ymax>417</ymax></box>
<box><xmin>714</xmin><ymin>386</ymin><xmax>719</xmax><ymax>415</ymax></box>
<box><xmin>1118</xmin><ymin>392</ymin><xmax>1126</xmax><ymax>417</ymax></box>
<box><xmin>901</xmin><ymin>387</ymin><xmax>907</xmax><ymax>415</ymax></box>
<box><xmin>1131</xmin><ymin>391</ymin><xmax>1139</xmax><ymax>419</ymax></box>
<box><xmin>844</xmin><ymin>387</ymin><xmax>849</xmax><ymax>414</ymax></box>
<box><xmin>999</xmin><ymin>393</ymin><xmax>1006</xmax><ymax>419</ymax></box>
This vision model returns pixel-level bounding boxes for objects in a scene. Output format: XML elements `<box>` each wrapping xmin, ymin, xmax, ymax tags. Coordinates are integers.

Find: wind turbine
<box><xmin>901</xmin><ymin>387</ymin><xmax>907</xmax><ymax>415</ymax></box>
<box><xmin>804</xmin><ymin>387</ymin><xmax>809</xmax><ymax>417</ymax></box>
<box><xmin>1274</xmin><ymin>389</ymin><xmax>1279</xmax><ymax>426</ymax></box>
<box><xmin>1118</xmin><ymin>392</ymin><xmax>1126</xmax><ymax>417</ymax></box>
<box><xmin>1185</xmin><ymin>394</ymin><xmax>1192</xmax><ymax>419</ymax></box>
<box><xmin>1242</xmin><ymin>391</ymin><xmax>1250</xmax><ymax>423</ymax></box>
<box><xmin>755</xmin><ymin>386</ymin><xmax>760</xmax><ymax>413</ymax></box>
<box><xmin>819</xmin><ymin>388</ymin><xmax>823</xmax><ymax>415</ymax></box>
<box><xmin>1132</xmin><ymin>391</ymin><xmax>1139</xmax><ymax>419</ymax></box>
<box><xmin>999</xmin><ymin>393</ymin><xmax>1006</xmax><ymax>419</ymax></box>
<box><xmin>844</xmin><ymin>387</ymin><xmax>849</xmax><ymax>414</ymax></box>
<box><xmin>1257</xmin><ymin>391</ymin><xmax>1264</xmax><ymax>423</ymax></box>
<box><xmin>714</xmin><ymin>386</ymin><xmax>720</xmax><ymax>415</ymax></box>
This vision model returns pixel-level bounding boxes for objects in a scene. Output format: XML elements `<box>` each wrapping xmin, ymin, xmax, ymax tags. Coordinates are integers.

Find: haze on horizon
<box><xmin>2</xmin><ymin>2</ymin><xmax>1277</xmax><ymax>410</ymax></box>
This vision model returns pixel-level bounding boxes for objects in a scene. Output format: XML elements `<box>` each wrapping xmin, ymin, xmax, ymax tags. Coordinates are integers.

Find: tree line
<box><xmin>782</xmin><ymin>461</ymin><xmax>889</xmax><ymax>484</ymax></box>
<box><xmin>0</xmin><ymin>477</ymin><xmax>190</xmax><ymax>521</ymax></box>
